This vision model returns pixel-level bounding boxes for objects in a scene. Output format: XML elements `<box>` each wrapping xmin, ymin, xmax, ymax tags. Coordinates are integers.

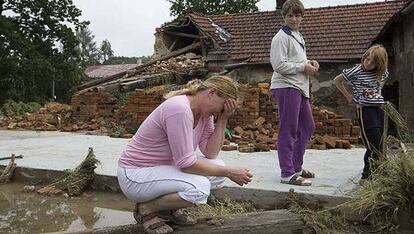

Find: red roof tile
<box><xmin>84</xmin><ymin>64</ymin><xmax>139</xmax><ymax>79</ymax></box>
<box><xmin>190</xmin><ymin>0</ymin><xmax>407</xmax><ymax>63</ymax></box>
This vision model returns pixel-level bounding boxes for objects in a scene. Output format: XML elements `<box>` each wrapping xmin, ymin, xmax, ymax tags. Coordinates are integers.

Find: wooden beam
<box><xmin>169</xmin><ymin>38</ymin><xmax>178</xmax><ymax>51</ymax></box>
<box><xmin>163</xmin><ymin>30</ymin><xmax>202</xmax><ymax>39</ymax></box>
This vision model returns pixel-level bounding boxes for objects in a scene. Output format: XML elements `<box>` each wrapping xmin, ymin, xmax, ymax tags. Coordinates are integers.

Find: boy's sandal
<box><xmin>134</xmin><ymin>203</ymin><xmax>174</xmax><ymax>234</ymax></box>
<box><xmin>281</xmin><ymin>175</ymin><xmax>312</xmax><ymax>186</ymax></box>
<box><xmin>158</xmin><ymin>209</ymin><xmax>197</xmax><ymax>226</ymax></box>
<box><xmin>300</xmin><ymin>169</ymin><xmax>315</xmax><ymax>178</ymax></box>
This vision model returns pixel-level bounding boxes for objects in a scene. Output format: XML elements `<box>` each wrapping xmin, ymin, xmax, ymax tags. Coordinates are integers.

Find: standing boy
<box><xmin>270</xmin><ymin>0</ymin><xmax>319</xmax><ymax>186</ymax></box>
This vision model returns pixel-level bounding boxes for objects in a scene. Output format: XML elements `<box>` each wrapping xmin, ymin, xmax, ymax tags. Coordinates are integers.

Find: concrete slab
<box><xmin>0</xmin><ymin>130</ymin><xmax>364</xmax><ymax>197</ymax></box>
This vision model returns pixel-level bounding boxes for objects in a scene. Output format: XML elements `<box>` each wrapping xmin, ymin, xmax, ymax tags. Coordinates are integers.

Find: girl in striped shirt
<box><xmin>334</xmin><ymin>45</ymin><xmax>389</xmax><ymax>184</ymax></box>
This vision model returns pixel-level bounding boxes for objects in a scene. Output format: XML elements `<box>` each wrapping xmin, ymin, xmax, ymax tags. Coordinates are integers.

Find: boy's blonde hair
<box><xmin>164</xmin><ymin>75</ymin><xmax>239</xmax><ymax>100</ymax></box>
<box><xmin>282</xmin><ymin>0</ymin><xmax>305</xmax><ymax>17</ymax></box>
<box><xmin>361</xmin><ymin>44</ymin><xmax>388</xmax><ymax>80</ymax></box>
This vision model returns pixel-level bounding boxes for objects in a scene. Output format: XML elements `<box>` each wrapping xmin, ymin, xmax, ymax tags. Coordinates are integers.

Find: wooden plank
<box><xmin>71</xmin><ymin>209</ymin><xmax>303</xmax><ymax>234</ymax></box>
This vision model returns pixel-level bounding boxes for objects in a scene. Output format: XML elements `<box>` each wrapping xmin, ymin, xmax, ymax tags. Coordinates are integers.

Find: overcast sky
<box><xmin>73</xmin><ymin>0</ymin><xmax>382</xmax><ymax>57</ymax></box>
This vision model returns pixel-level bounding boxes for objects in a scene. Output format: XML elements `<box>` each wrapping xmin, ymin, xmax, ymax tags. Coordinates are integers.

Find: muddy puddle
<box><xmin>0</xmin><ymin>183</ymin><xmax>135</xmax><ymax>233</ymax></box>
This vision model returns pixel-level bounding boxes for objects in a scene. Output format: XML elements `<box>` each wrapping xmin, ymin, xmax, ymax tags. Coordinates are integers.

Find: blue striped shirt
<box><xmin>342</xmin><ymin>64</ymin><xmax>388</xmax><ymax>105</ymax></box>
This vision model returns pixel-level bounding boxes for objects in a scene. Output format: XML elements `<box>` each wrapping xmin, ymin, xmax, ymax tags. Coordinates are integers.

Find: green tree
<box><xmin>168</xmin><ymin>0</ymin><xmax>259</xmax><ymax>17</ymax></box>
<box><xmin>0</xmin><ymin>0</ymin><xmax>87</xmax><ymax>103</ymax></box>
<box><xmin>76</xmin><ymin>26</ymin><xmax>101</xmax><ymax>67</ymax></box>
<box><xmin>100</xmin><ymin>39</ymin><xmax>114</xmax><ymax>63</ymax></box>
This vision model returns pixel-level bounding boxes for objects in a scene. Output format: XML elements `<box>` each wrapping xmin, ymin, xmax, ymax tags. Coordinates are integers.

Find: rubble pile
<box><xmin>223</xmin><ymin>83</ymin><xmax>360</xmax><ymax>152</ymax></box>
<box><xmin>125</xmin><ymin>53</ymin><xmax>204</xmax><ymax>77</ymax></box>
<box><xmin>1</xmin><ymin>82</ymin><xmax>360</xmax><ymax>152</ymax></box>
<box><xmin>0</xmin><ymin>102</ymin><xmax>71</xmax><ymax>131</ymax></box>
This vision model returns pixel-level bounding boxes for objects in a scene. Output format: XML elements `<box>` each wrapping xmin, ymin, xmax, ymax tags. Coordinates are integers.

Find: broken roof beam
<box><xmin>76</xmin><ymin>42</ymin><xmax>202</xmax><ymax>93</ymax></box>
<box><xmin>163</xmin><ymin>30</ymin><xmax>202</xmax><ymax>39</ymax></box>
<box><xmin>155</xmin><ymin>41</ymin><xmax>201</xmax><ymax>63</ymax></box>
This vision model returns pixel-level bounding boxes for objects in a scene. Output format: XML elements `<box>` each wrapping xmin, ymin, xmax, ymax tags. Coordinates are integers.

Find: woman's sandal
<box><xmin>134</xmin><ymin>203</ymin><xmax>174</xmax><ymax>234</ymax></box>
<box><xmin>281</xmin><ymin>174</ymin><xmax>312</xmax><ymax>186</ymax></box>
<box><xmin>299</xmin><ymin>169</ymin><xmax>315</xmax><ymax>178</ymax></box>
<box><xmin>158</xmin><ymin>208</ymin><xmax>197</xmax><ymax>226</ymax></box>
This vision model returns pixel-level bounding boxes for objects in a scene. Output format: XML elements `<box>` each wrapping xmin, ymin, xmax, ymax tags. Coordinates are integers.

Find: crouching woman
<box><xmin>117</xmin><ymin>76</ymin><xmax>253</xmax><ymax>234</ymax></box>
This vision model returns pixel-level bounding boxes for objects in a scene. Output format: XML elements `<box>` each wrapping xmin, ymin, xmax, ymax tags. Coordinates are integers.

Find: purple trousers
<box><xmin>271</xmin><ymin>88</ymin><xmax>315</xmax><ymax>178</ymax></box>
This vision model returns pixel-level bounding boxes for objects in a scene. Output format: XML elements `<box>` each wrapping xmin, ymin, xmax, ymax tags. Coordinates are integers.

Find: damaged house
<box><xmin>153</xmin><ymin>0</ymin><xmax>409</xmax><ymax>122</ymax></box>
<box><xmin>72</xmin><ymin>0</ymin><xmax>413</xmax><ymax>139</ymax></box>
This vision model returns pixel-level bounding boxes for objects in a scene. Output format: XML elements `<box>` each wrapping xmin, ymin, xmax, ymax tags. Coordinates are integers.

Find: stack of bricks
<box><xmin>71</xmin><ymin>90</ymin><xmax>118</xmax><ymax>121</ymax></box>
<box><xmin>312</xmin><ymin>106</ymin><xmax>360</xmax><ymax>149</ymax></box>
<box><xmin>228</xmin><ymin>86</ymin><xmax>260</xmax><ymax>129</ymax></box>
<box><xmin>258</xmin><ymin>83</ymin><xmax>278</xmax><ymax>128</ymax></box>
<box><xmin>123</xmin><ymin>87</ymin><xmax>166</xmax><ymax>127</ymax></box>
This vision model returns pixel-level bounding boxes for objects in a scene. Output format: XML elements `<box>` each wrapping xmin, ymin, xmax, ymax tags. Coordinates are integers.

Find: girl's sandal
<box><xmin>300</xmin><ymin>169</ymin><xmax>315</xmax><ymax>178</ymax></box>
<box><xmin>281</xmin><ymin>175</ymin><xmax>312</xmax><ymax>186</ymax></box>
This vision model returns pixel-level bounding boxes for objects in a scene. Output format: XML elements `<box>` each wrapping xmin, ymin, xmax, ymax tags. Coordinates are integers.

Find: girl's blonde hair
<box><xmin>164</xmin><ymin>75</ymin><xmax>239</xmax><ymax>100</ymax></box>
<box><xmin>361</xmin><ymin>44</ymin><xmax>388</xmax><ymax>80</ymax></box>
<box><xmin>282</xmin><ymin>0</ymin><xmax>305</xmax><ymax>17</ymax></box>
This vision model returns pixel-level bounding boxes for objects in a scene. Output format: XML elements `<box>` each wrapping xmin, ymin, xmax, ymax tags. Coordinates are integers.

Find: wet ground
<box><xmin>0</xmin><ymin>183</ymin><xmax>135</xmax><ymax>233</ymax></box>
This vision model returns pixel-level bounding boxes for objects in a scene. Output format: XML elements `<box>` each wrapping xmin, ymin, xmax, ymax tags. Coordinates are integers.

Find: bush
<box><xmin>110</xmin><ymin>90</ymin><xmax>127</xmax><ymax>106</ymax></box>
<box><xmin>1</xmin><ymin>100</ymin><xmax>42</xmax><ymax>117</ymax></box>
<box><xmin>110</xmin><ymin>125</ymin><xmax>125</xmax><ymax>138</ymax></box>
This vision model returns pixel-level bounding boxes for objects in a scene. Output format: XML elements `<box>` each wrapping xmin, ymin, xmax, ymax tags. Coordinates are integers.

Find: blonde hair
<box><xmin>282</xmin><ymin>0</ymin><xmax>305</xmax><ymax>17</ymax></box>
<box><xmin>164</xmin><ymin>75</ymin><xmax>239</xmax><ymax>100</ymax></box>
<box><xmin>361</xmin><ymin>44</ymin><xmax>388</xmax><ymax>80</ymax></box>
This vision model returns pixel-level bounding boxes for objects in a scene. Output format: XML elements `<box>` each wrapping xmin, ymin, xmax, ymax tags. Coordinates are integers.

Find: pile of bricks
<box><xmin>228</xmin><ymin>86</ymin><xmax>261</xmax><ymax>128</ymax></box>
<box><xmin>123</xmin><ymin>87</ymin><xmax>166</xmax><ymax>127</ymax></box>
<box><xmin>224</xmin><ymin>83</ymin><xmax>360</xmax><ymax>152</ymax></box>
<box><xmin>0</xmin><ymin>102</ymin><xmax>72</xmax><ymax>131</ymax></box>
<box><xmin>71</xmin><ymin>90</ymin><xmax>118</xmax><ymax>121</ymax></box>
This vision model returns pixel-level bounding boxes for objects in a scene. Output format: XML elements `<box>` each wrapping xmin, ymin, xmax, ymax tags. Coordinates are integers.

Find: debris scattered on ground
<box><xmin>0</xmin><ymin>154</ymin><xmax>17</xmax><ymax>184</ymax></box>
<box><xmin>2</xmin><ymin>83</ymin><xmax>360</xmax><ymax>151</ymax></box>
<box><xmin>37</xmin><ymin>147</ymin><xmax>100</xmax><ymax>196</ymax></box>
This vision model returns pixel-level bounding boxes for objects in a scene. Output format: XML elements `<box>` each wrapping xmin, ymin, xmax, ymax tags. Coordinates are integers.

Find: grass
<box><xmin>287</xmin><ymin>189</ymin><xmax>349</xmax><ymax>233</ymax></box>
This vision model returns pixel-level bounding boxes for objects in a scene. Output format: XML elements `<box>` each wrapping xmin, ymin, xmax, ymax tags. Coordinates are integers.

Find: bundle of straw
<box><xmin>346</xmin><ymin>153</ymin><xmax>414</xmax><ymax>231</ymax></box>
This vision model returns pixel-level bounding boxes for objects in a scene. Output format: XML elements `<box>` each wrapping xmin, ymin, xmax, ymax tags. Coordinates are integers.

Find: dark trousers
<box><xmin>356</xmin><ymin>105</ymin><xmax>384</xmax><ymax>179</ymax></box>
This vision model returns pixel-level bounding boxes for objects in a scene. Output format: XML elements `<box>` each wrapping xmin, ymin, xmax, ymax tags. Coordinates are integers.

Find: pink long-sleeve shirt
<box><xmin>118</xmin><ymin>95</ymin><xmax>214</xmax><ymax>169</ymax></box>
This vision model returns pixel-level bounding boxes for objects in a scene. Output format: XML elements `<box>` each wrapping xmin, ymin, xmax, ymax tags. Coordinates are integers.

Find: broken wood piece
<box><xmin>0</xmin><ymin>154</ymin><xmax>17</xmax><ymax>184</ymax></box>
<box><xmin>0</xmin><ymin>154</ymin><xmax>23</xmax><ymax>161</ymax></box>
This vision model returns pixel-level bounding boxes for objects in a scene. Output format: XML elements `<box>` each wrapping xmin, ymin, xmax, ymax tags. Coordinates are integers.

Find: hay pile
<box><xmin>190</xmin><ymin>197</ymin><xmax>257</xmax><ymax>225</ymax></box>
<box><xmin>37</xmin><ymin>147</ymin><xmax>100</xmax><ymax>196</ymax></box>
<box><xmin>346</xmin><ymin>153</ymin><xmax>414</xmax><ymax>231</ymax></box>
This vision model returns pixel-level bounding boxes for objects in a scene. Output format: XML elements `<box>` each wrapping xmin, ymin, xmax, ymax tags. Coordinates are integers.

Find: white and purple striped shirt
<box><xmin>342</xmin><ymin>64</ymin><xmax>389</xmax><ymax>105</ymax></box>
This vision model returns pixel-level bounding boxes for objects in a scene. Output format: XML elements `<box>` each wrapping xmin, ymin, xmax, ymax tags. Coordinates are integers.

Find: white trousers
<box><xmin>117</xmin><ymin>158</ymin><xmax>225</xmax><ymax>204</ymax></box>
